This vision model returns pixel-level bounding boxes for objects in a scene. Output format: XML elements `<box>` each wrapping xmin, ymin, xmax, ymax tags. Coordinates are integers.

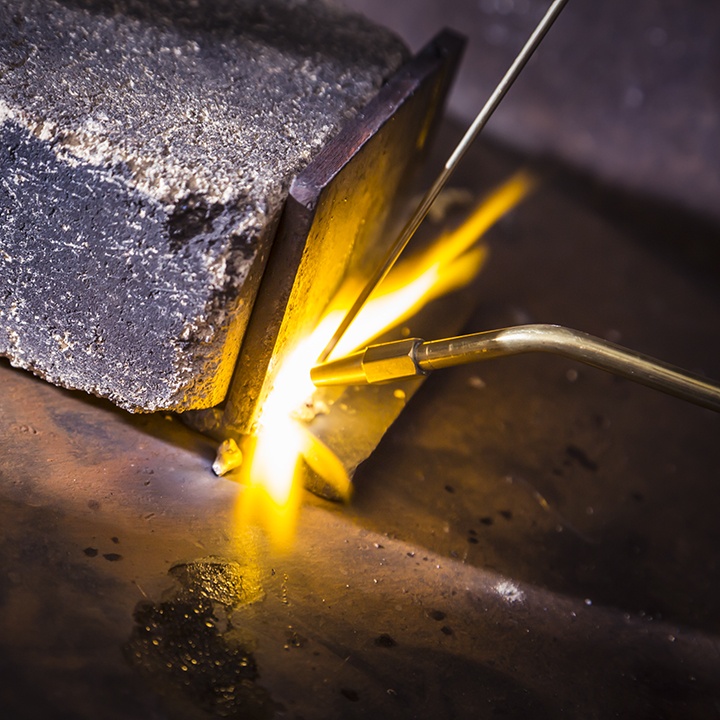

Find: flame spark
<box><xmin>238</xmin><ymin>171</ymin><xmax>536</xmax><ymax>548</ymax></box>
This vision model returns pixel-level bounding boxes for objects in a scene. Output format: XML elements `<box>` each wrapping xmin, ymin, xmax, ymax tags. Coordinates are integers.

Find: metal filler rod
<box><xmin>318</xmin><ymin>0</ymin><xmax>571</xmax><ymax>363</ymax></box>
<box><xmin>310</xmin><ymin>325</ymin><xmax>720</xmax><ymax>413</ymax></box>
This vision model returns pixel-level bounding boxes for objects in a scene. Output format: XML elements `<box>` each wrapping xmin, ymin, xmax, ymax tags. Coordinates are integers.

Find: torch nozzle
<box><xmin>311</xmin><ymin>324</ymin><xmax>720</xmax><ymax>414</ymax></box>
<box><xmin>311</xmin><ymin>338</ymin><xmax>425</xmax><ymax>386</ymax></box>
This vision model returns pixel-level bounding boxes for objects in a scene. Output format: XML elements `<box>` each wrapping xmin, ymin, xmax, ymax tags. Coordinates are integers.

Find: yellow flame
<box><xmin>239</xmin><ymin>171</ymin><xmax>536</xmax><ymax>549</ymax></box>
<box><xmin>331</xmin><ymin>170</ymin><xmax>536</xmax><ymax>356</ymax></box>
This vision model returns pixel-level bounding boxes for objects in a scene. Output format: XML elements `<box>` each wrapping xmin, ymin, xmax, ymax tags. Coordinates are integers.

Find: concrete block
<box><xmin>0</xmin><ymin>0</ymin><xmax>407</xmax><ymax>411</ymax></box>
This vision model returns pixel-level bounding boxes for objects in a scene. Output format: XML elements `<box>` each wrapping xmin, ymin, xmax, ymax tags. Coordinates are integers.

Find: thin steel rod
<box><xmin>318</xmin><ymin>0</ymin><xmax>571</xmax><ymax>363</ymax></box>
<box><xmin>311</xmin><ymin>324</ymin><xmax>720</xmax><ymax>413</ymax></box>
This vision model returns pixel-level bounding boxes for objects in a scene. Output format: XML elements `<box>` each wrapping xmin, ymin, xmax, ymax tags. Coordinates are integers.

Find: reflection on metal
<box><xmin>217</xmin><ymin>31</ymin><xmax>465</xmax><ymax>439</ymax></box>
<box><xmin>298</xmin><ymin>379</ymin><xmax>424</xmax><ymax>500</ymax></box>
<box><xmin>311</xmin><ymin>324</ymin><xmax>720</xmax><ymax>413</ymax></box>
<box><xmin>318</xmin><ymin>0</ymin><xmax>572</xmax><ymax>363</ymax></box>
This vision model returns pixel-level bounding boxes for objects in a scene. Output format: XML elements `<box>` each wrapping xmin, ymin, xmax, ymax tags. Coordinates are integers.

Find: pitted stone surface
<box><xmin>0</xmin><ymin>0</ymin><xmax>407</xmax><ymax>411</ymax></box>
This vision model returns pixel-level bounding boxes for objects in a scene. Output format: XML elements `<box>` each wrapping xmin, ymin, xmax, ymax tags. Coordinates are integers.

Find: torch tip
<box><xmin>310</xmin><ymin>350</ymin><xmax>369</xmax><ymax>387</ymax></box>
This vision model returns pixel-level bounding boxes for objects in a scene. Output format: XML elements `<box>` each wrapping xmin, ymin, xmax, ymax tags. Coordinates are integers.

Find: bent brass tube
<box><xmin>311</xmin><ymin>324</ymin><xmax>720</xmax><ymax>413</ymax></box>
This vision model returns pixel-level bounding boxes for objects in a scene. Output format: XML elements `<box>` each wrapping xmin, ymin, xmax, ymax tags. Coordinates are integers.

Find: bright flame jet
<box><xmin>238</xmin><ymin>171</ymin><xmax>536</xmax><ymax>548</ymax></box>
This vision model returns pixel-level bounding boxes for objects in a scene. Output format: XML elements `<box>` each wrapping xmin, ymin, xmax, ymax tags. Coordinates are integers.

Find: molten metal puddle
<box><xmin>125</xmin><ymin>557</ymin><xmax>276</xmax><ymax>719</ymax></box>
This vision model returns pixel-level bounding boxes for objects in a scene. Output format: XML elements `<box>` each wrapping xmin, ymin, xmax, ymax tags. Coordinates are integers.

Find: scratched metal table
<box><xmin>1</xmin><ymin>126</ymin><xmax>720</xmax><ymax>718</ymax></box>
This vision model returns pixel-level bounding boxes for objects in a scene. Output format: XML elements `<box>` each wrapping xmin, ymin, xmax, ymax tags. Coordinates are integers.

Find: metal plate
<box><xmin>219</xmin><ymin>31</ymin><xmax>464</xmax><ymax>437</ymax></box>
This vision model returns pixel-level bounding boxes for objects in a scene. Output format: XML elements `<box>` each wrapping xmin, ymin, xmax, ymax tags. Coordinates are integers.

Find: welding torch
<box><xmin>311</xmin><ymin>324</ymin><xmax>720</xmax><ymax>413</ymax></box>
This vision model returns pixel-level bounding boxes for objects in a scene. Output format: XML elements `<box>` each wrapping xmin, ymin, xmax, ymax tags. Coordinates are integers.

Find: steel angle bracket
<box><xmin>220</xmin><ymin>30</ymin><xmax>465</xmax><ymax>437</ymax></box>
<box><xmin>191</xmin><ymin>31</ymin><xmax>466</xmax><ymax>494</ymax></box>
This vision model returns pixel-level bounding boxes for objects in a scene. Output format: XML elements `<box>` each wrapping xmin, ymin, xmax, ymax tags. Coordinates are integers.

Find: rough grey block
<box><xmin>0</xmin><ymin>0</ymin><xmax>407</xmax><ymax>411</ymax></box>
